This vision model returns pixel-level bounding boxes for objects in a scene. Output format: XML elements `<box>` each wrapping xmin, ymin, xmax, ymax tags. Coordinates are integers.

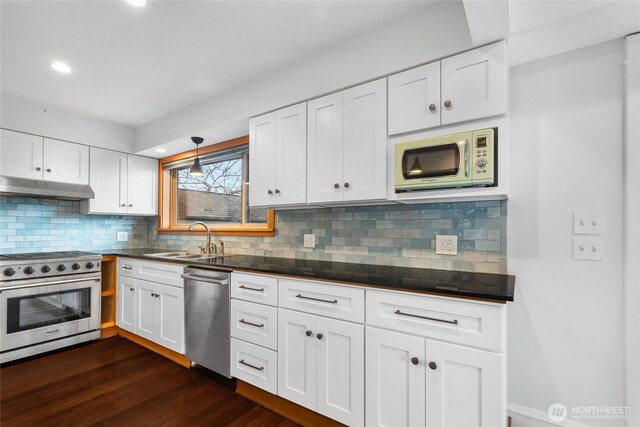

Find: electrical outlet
<box><xmin>116</xmin><ymin>231</ymin><xmax>128</xmax><ymax>242</ymax></box>
<box><xmin>304</xmin><ymin>234</ymin><xmax>316</xmax><ymax>249</ymax></box>
<box><xmin>573</xmin><ymin>237</ymin><xmax>604</xmax><ymax>261</ymax></box>
<box><xmin>436</xmin><ymin>235</ymin><xmax>458</xmax><ymax>255</ymax></box>
<box><xmin>573</xmin><ymin>212</ymin><xmax>604</xmax><ymax>235</ymax></box>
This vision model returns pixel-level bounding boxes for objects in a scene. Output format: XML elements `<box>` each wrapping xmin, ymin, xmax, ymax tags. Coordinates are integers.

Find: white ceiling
<box><xmin>0</xmin><ymin>0</ymin><xmax>432</xmax><ymax>128</ymax></box>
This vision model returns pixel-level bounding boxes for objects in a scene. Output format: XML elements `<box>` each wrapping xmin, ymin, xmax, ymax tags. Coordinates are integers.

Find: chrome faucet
<box><xmin>188</xmin><ymin>221</ymin><xmax>217</xmax><ymax>255</ymax></box>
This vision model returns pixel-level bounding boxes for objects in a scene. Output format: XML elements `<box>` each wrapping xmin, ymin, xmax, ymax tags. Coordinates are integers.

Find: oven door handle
<box><xmin>0</xmin><ymin>276</ymin><xmax>100</xmax><ymax>292</ymax></box>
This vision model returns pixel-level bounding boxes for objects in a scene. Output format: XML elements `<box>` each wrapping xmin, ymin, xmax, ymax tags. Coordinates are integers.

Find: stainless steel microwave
<box><xmin>395</xmin><ymin>128</ymin><xmax>496</xmax><ymax>192</ymax></box>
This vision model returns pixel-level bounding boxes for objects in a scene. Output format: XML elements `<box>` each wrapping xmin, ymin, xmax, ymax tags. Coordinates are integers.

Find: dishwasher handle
<box><xmin>181</xmin><ymin>273</ymin><xmax>229</xmax><ymax>285</ymax></box>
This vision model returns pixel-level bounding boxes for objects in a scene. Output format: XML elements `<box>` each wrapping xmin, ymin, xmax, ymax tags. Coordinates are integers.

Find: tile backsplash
<box><xmin>1</xmin><ymin>196</ymin><xmax>507</xmax><ymax>273</ymax></box>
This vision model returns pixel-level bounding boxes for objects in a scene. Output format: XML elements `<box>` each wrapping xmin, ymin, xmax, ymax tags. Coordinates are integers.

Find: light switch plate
<box><xmin>304</xmin><ymin>234</ymin><xmax>316</xmax><ymax>249</ymax></box>
<box><xmin>573</xmin><ymin>212</ymin><xmax>604</xmax><ymax>235</ymax></box>
<box><xmin>116</xmin><ymin>231</ymin><xmax>128</xmax><ymax>242</ymax></box>
<box><xmin>436</xmin><ymin>235</ymin><xmax>458</xmax><ymax>255</ymax></box>
<box><xmin>573</xmin><ymin>237</ymin><xmax>604</xmax><ymax>261</ymax></box>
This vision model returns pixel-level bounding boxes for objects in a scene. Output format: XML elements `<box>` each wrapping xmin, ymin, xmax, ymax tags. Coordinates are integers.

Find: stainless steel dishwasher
<box><xmin>182</xmin><ymin>267</ymin><xmax>230</xmax><ymax>378</ymax></box>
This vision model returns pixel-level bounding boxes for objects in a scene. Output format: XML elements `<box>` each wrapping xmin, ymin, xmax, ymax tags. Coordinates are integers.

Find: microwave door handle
<box><xmin>464</xmin><ymin>139</ymin><xmax>470</xmax><ymax>177</ymax></box>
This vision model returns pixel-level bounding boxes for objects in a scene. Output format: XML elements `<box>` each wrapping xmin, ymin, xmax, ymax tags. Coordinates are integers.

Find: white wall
<box><xmin>0</xmin><ymin>94</ymin><xmax>134</xmax><ymax>152</ymax></box>
<box><xmin>507</xmin><ymin>39</ymin><xmax>625</xmax><ymax>426</ymax></box>
<box><xmin>134</xmin><ymin>0</ymin><xmax>473</xmax><ymax>153</ymax></box>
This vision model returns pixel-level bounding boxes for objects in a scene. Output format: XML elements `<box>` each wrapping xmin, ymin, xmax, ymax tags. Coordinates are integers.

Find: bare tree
<box><xmin>178</xmin><ymin>158</ymin><xmax>242</xmax><ymax>195</ymax></box>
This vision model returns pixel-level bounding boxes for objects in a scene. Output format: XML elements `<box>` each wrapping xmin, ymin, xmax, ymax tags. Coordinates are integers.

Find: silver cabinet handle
<box><xmin>239</xmin><ymin>284</ymin><xmax>264</xmax><ymax>292</ymax></box>
<box><xmin>296</xmin><ymin>294</ymin><xmax>338</xmax><ymax>304</ymax></box>
<box><xmin>428</xmin><ymin>104</ymin><xmax>436</xmax><ymax>112</ymax></box>
<box><xmin>444</xmin><ymin>100</ymin><xmax>452</xmax><ymax>108</ymax></box>
<box><xmin>464</xmin><ymin>138</ymin><xmax>470</xmax><ymax>178</ymax></box>
<box><xmin>122</xmin><ymin>266</ymin><xmax>132</xmax><ymax>270</ymax></box>
<box><xmin>239</xmin><ymin>319</ymin><xmax>264</xmax><ymax>328</ymax></box>
<box><xmin>394</xmin><ymin>309</ymin><xmax>458</xmax><ymax>325</ymax></box>
<box><xmin>239</xmin><ymin>359</ymin><xmax>264</xmax><ymax>371</ymax></box>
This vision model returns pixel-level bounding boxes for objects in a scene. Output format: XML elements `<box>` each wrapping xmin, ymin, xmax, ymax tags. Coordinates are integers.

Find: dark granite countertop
<box><xmin>101</xmin><ymin>248</ymin><xmax>515</xmax><ymax>302</ymax></box>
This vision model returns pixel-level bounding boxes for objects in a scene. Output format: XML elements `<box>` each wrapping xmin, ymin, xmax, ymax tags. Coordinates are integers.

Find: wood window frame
<box><xmin>157</xmin><ymin>135</ymin><xmax>275</xmax><ymax>237</ymax></box>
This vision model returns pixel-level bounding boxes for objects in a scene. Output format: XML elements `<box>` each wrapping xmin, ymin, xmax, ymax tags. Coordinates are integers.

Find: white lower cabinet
<box><xmin>278</xmin><ymin>308</ymin><xmax>364</xmax><ymax>426</ymax></box>
<box><xmin>116</xmin><ymin>258</ymin><xmax>185</xmax><ymax>354</ymax></box>
<box><xmin>366</xmin><ymin>326</ymin><xmax>504</xmax><ymax>427</ymax></box>
<box><xmin>231</xmin><ymin>338</ymin><xmax>278</xmax><ymax>394</ymax></box>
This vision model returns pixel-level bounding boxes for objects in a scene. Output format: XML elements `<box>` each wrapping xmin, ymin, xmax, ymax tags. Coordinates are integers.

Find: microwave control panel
<box><xmin>471</xmin><ymin>128</ymin><xmax>495</xmax><ymax>186</ymax></box>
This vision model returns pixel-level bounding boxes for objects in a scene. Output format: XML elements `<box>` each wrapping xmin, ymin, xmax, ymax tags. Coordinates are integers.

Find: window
<box><xmin>157</xmin><ymin>136</ymin><xmax>274</xmax><ymax>236</ymax></box>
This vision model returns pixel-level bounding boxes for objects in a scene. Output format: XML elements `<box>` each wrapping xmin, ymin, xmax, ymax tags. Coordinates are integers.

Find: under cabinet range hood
<box><xmin>0</xmin><ymin>176</ymin><xmax>95</xmax><ymax>200</ymax></box>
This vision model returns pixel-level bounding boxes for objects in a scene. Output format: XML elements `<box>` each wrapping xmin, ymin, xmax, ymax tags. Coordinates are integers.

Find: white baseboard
<box><xmin>509</xmin><ymin>403</ymin><xmax>590</xmax><ymax>427</ymax></box>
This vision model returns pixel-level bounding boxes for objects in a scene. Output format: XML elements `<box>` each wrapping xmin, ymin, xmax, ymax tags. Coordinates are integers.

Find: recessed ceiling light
<box><xmin>126</xmin><ymin>0</ymin><xmax>146</xmax><ymax>7</ymax></box>
<box><xmin>155</xmin><ymin>148</ymin><xmax>166</xmax><ymax>153</ymax></box>
<box><xmin>51</xmin><ymin>61</ymin><xmax>71</xmax><ymax>74</ymax></box>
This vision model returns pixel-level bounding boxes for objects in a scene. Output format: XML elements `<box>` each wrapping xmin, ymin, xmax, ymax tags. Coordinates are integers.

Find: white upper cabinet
<box><xmin>441</xmin><ymin>41</ymin><xmax>507</xmax><ymax>125</ymax></box>
<box><xmin>0</xmin><ymin>129</ymin><xmax>44</xmax><ymax>180</ymax></box>
<box><xmin>82</xmin><ymin>148</ymin><xmax>157</xmax><ymax>216</ymax></box>
<box><xmin>307</xmin><ymin>92</ymin><xmax>344</xmax><ymax>203</ymax></box>
<box><xmin>43</xmin><ymin>138</ymin><xmax>89</xmax><ymax>184</ymax></box>
<box><xmin>249</xmin><ymin>103</ymin><xmax>307</xmax><ymax>208</ymax></box>
<box><xmin>425</xmin><ymin>340</ymin><xmax>504</xmax><ymax>427</ymax></box>
<box><xmin>0</xmin><ymin>130</ymin><xmax>88</xmax><ymax>185</ymax></box>
<box><xmin>388</xmin><ymin>62</ymin><xmax>441</xmax><ymax>135</ymax></box>
<box><xmin>308</xmin><ymin>78</ymin><xmax>387</xmax><ymax>204</ymax></box>
<box><xmin>126</xmin><ymin>154</ymin><xmax>158</xmax><ymax>215</ymax></box>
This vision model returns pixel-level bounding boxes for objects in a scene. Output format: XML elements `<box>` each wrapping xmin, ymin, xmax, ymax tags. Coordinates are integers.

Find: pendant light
<box><xmin>409</xmin><ymin>156</ymin><xmax>423</xmax><ymax>175</ymax></box>
<box><xmin>189</xmin><ymin>137</ymin><xmax>205</xmax><ymax>176</ymax></box>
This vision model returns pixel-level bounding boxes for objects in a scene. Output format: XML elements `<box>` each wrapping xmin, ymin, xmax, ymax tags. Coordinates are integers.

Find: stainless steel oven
<box><xmin>0</xmin><ymin>251</ymin><xmax>102</xmax><ymax>363</ymax></box>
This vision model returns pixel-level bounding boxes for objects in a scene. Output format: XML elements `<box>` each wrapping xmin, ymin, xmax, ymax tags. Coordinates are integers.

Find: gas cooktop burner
<box><xmin>0</xmin><ymin>251</ymin><xmax>98</xmax><ymax>261</ymax></box>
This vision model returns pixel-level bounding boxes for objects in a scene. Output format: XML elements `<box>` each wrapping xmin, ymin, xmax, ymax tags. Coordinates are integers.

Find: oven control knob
<box><xmin>3</xmin><ymin>267</ymin><xmax>15</xmax><ymax>277</ymax></box>
<box><xmin>41</xmin><ymin>265</ymin><xmax>51</xmax><ymax>273</ymax></box>
<box><xmin>476</xmin><ymin>158</ymin><xmax>488</xmax><ymax>168</ymax></box>
<box><xmin>85</xmin><ymin>262</ymin><xmax>95</xmax><ymax>269</ymax></box>
<box><xmin>71</xmin><ymin>263</ymin><xmax>81</xmax><ymax>271</ymax></box>
<box><xmin>24</xmin><ymin>266</ymin><xmax>35</xmax><ymax>275</ymax></box>
<box><xmin>57</xmin><ymin>264</ymin><xmax>67</xmax><ymax>272</ymax></box>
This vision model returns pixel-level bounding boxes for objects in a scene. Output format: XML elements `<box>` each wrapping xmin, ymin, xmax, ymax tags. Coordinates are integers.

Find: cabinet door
<box><xmin>388</xmin><ymin>62</ymin><xmax>441</xmax><ymax>134</ymax></box>
<box><xmin>316</xmin><ymin>317</ymin><xmax>364</xmax><ymax>426</ymax></box>
<box><xmin>366</xmin><ymin>327</ymin><xmax>426</xmax><ymax>427</ymax></box>
<box><xmin>126</xmin><ymin>155</ymin><xmax>158</xmax><ymax>215</ymax></box>
<box><xmin>275</xmin><ymin>103</ymin><xmax>307</xmax><ymax>205</ymax></box>
<box><xmin>307</xmin><ymin>92</ymin><xmax>344</xmax><ymax>203</ymax></box>
<box><xmin>0</xmin><ymin>129</ymin><xmax>44</xmax><ymax>180</ymax></box>
<box><xmin>43</xmin><ymin>139</ymin><xmax>89</xmax><ymax>184</ymax></box>
<box><xmin>278</xmin><ymin>308</ymin><xmax>317</xmax><ymax>410</ymax></box>
<box><xmin>87</xmin><ymin>147</ymin><xmax>127</xmax><ymax>214</ymax></box>
<box><xmin>343</xmin><ymin>78</ymin><xmax>387</xmax><ymax>202</ymax></box>
<box><xmin>136</xmin><ymin>280</ymin><xmax>157</xmax><ymax>342</ymax></box>
<box><xmin>249</xmin><ymin>112</ymin><xmax>276</xmax><ymax>207</ymax></box>
<box><xmin>441</xmin><ymin>41</ymin><xmax>507</xmax><ymax>125</ymax></box>
<box><xmin>426</xmin><ymin>340</ymin><xmax>503</xmax><ymax>427</ymax></box>
<box><xmin>155</xmin><ymin>283</ymin><xmax>184</xmax><ymax>354</ymax></box>
<box><xmin>117</xmin><ymin>275</ymin><xmax>137</xmax><ymax>333</ymax></box>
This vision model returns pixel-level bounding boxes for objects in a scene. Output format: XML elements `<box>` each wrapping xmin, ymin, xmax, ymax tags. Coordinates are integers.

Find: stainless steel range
<box><xmin>0</xmin><ymin>251</ymin><xmax>102</xmax><ymax>363</ymax></box>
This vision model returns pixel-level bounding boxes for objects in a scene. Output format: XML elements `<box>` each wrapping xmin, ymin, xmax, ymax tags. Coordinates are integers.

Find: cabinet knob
<box><xmin>428</xmin><ymin>361</ymin><xmax>437</xmax><ymax>370</ymax></box>
<box><xmin>334</xmin><ymin>183</ymin><xmax>340</xmax><ymax>189</ymax></box>
<box><xmin>130</xmin><ymin>288</ymin><xmax>134</xmax><ymax>292</ymax></box>
<box><xmin>121</xmin><ymin>204</ymin><xmax>126</xmax><ymax>207</ymax></box>
<box><xmin>36</xmin><ymin>167</ymin><xmax>41</xmax><ymax>171</ymax></box>
<box><xmin>274</xmin><ymin>189</ymin><xmax>280</xmax><ymax>194</ymax></box>
<box><xmin>317</xmin><ymin>333</ymin><xmax>323</xmax><ymax>340</ymax></box>
<box><xmin>46</xmin><ymin>168</ymin><xmax>52</xmax><ymax>172</ymax></box>
<box><xmin>128</xmin><ymin>204</ymin><xmax>133</xmax><ymax>207</ymax></box>
<box><xmin>444</xmin><ymin>100</ymin><xmax>452</xmax><ymax>109</ymax></box>
<box><xmin>344</xmin><ymin>182</ymin><xmax>350</xmax><ymax>188</ymax></box>
<box><xmin>306</xmin><ymin>330</ymin><xmax>313</xmax><ymax>337</ymax></box>
<box><xmin>428</xmin><ymin>104</ymin><xmax>436</xmax><ymax>112</ymax></box>
<box><xmin>267</xmin><ymin>190</ymin><xmax>273</xmax><ymax>195</ymax></box>
<box><xmin>411</xmin><ymin>357</ymin><xmax>419</xmax><ymax>365</ymax></box>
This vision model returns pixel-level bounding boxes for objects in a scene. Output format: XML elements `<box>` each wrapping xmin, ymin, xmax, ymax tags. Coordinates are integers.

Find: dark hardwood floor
<box><xmin>0</xmin><ymin>336</ymin><xmax>298</xmax><ymax>427</ymax></box>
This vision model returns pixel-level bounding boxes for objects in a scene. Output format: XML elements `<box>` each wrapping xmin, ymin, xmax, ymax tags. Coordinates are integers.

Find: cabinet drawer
<box><xmin>136</xmin><ymin>260</ymin><xmax>183</xmax><ymax>288</ymax></box>
<box><xmin>118</xmin><ymin>258</ymin><xmax>138</xmax><ymax>278</ymax></box>
<box><xmin>279</xmin><ymin>279</ymin><xmax>365</xmax><ymax>323</ymax></box>
<box><xmin>231</xmin><ymin>300</ymin><xmax>278</xmax><ymax>350</ymax></box>
<box><xmin>366</xmin><ymin>290</ymin><xmax>504</xmax><ymax>352</ymax></box>
<box><xmin>231</xmin><ymin>338</ymin><xmax>277</xmax><ymax>394</ymax></box>
<box><xmin>231</xmin><ymin>272</ymin><xmax>278</xmax><ymax>306</ymax></box>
